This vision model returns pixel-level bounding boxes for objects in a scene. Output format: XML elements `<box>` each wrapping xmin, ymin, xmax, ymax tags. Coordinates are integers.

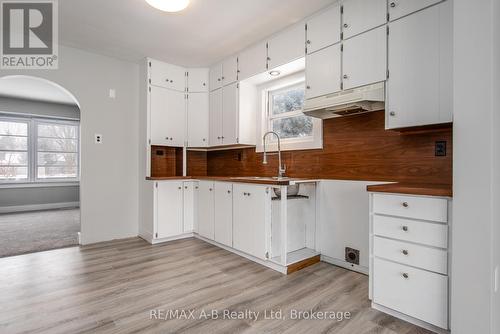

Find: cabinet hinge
<box><xmin>340</xmin><ymin>32</ymin><xmax>343</xmax><ymax>40</ymax></box>
<box><xmin>387</xmin><ymin>26</ymin><xmax>390</xmax><ymax>35</ymax></box>
<box><xmin>155</xmin><ymin>232</ymin><xmax>158</xmax><ymax>238</ymax></box>
<box><xmin>148</xmin><ymin>86</ymin><xmax>151</xmax><ymax>92</ymax></box>
<box><xmin>149</xmin><ymin>61</ymin><xmax>151</xmax><ymax>67</ymax></box>
<box><xmin>236</xmin><ymin>83</ymin><xmax>239</xmax><ymax>89</ymax></box>
<box><xmin>340</xmin><ymin>5</ymin><xmax>343</xmax><ymax>14</ymax></box>
<box><xmin>341</xmin><ymin>44</ymin><xmax>344</xmax><ymax>52</ymax></box>
<box><xmin>155</xmin><ymin>182</ymin><xmax>158</xmax><ymax>188</ymax></box>
<box><xmin>387</xmin><ymin>12</ymin><xmax>390</xmax><ymax>22</ymax></box>
<box><xmin>148</xmin><ymin>139</ymin><xmax>151</xmax><ymax>144</ymax></box>
<box><xmin>236</xmin><ymin>137</ymin><xmax>239</xmax><ymax>143</ymax></box>
<box><xmin>148</xmin><ymin>78</ymin><xmax>151</xmax><ymax>84</ymax></box>
<box><xmin>387</xmin><ymin>69</ymin><xmax>390</xmax><ymax>79</ymax></box>
<box><xmin>305</xmin><ymin>23</ymin><xmax>308</xmax><ymax>31</ymax></box>
<box><xmin>340</xmin><ymin>82</ymin><xmax>344</xmax><ymax>90</ymax></box>
<box><xmin>265</xmin><ymin>188</ymin><xmax>269</xmax><ymax>194</ymax></box>
<box><xmin>265</xmin><ymin>251</ymin><xmax>269</xmax><ymax>259</ymax></box>
<box><xmin>185</xmin><ymin>71</ymin><xmax>188</xmax><ymax>77</ymax></box>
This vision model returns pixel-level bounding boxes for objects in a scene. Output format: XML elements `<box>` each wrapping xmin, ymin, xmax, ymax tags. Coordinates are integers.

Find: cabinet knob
<box><xmin>389</xmin><ymin>111</ymin><xmax>396</xmax><ymax>116</ymax></box>
<box><xmin>390</xmin><ymin>1</ymin><xmax>396</xmax><ymax>8</ymax></box>
<box><xmin>306</xmin><ymin>40</ymin><xmax>311</xmax><ymax>44</ymax></box>
<box><xmin>185</xmin><ymin>186</ymin><xmax>188</xmax><ymax>189</ymax></box>
<box><xmin>306</xmin><ymin>85</ymin><xmax>311</xmax><ymax>89</ymax></box>
<box><xmin>227</xmin><ymin>190</ymin><xmax>231</xmax><ymax>194</ymax></box>
<box><xmin>402</xmin><ymin>225</ymin><xmax>409</xmax><ymax>232</ymax></box>
<box><xmin>203</xmin><ymin>83</ymin><xmax>206</xmax><ymax>86</ymax></box>
<box><xmin>221</xmin><ymin>136</ymin><xmax>225</xmax><ymax>139</ymax></box>
<box><xmin>343</xmin><ymin>23</ymin><xmax>349</xmax><ymax>28</ymax></box>
<box><xmin>165</xmin><ymin>78</ymin><xmax>169</xmax><ymax>81</ymax></box>
<box><xmin>267</xmin><ymin>57</ymin><xmax>271</xmax><ymax>61</ymax></box>
<box><xmin>243</xmin><ymin>192</ymin><xmax>248</xmax><ymax>196</ymax></box>
<box><xmin>402</xmin><ymin>202</ymin><xmax>409</xmax><ymax>208</ymax></box>
<box><xmin>222</xmin><ymin>76</ymin><xmax>225</xmax><ymax>80</ymax></box>
<box><xmin>178</xmin><ymin>187</ymin><xmax>182</xmax><ymax>190</ymax></box>
<box><xmin>170</xmin><ymin>80</ymin><xmax>173</xmax><ymax>83</ymax></box>
<box><xmin>343</xmin><ymin>74</ymin><xmax>348</xmax><ymax>79</ymax></box>
<box><xmin>209</xmin><ymin>188</ymin><xmax>213</xmax><ymax>191</ymax></box>
<box><xmin>203</xmin><ymin>138</ymin><xmax>206</xmax><ymax>141</ymax></box>
<box><xmin>195</xmin><ymin>186</ymin><xmax>199</xmax><ymax>189</ymax></box>
<box><xmin>217</xmin><ymin>136</ymin><xmax>221</xmax><ymax>139</ymax></box>
<box><xmin>217</xmin><ymin>78</ymin><xmax>221</xmax><ymax>81</ymax></box>
<box><xmin>402</xmin><ymin>249</ymin><xmax>409</xmax><ymax>256</ymax></box>
<box><xmin>402</xmin><ymin>273</ymin><xmax>409</xmax><ymax>279</ymax></box>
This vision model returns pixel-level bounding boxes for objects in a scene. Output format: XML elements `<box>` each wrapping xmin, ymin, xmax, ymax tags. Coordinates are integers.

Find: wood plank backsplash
<box><xmin>189</xmin><ymin>111</ymin><xmax>452</xmax><ymax>185</ymax></box>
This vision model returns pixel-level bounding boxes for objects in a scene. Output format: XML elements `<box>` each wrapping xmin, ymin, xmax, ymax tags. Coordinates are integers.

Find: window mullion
<box><xmin>30</xmin><ymin>119</ymin><xmax>37</xmax><ymax>182</ymax></box>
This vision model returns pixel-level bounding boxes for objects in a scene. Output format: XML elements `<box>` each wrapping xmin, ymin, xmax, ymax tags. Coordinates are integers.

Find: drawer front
<box><xmin>374</xmin><ymin>236</ymin><xmax>448</xmax><ymax>274</ymax></box>
<box><xmin>372</xmin><ymin>194</ymin><xmax>448</xmax><ymax>222</ymax></box>
<box><xmin>373</xmin><ymin>258</ymin><xmax>448</xmax><ymax>329</ymax></box>
<box><xmin>373</xmin><ymin>215</ymin><xmax>448</xmax><ymax>248</ymax></box>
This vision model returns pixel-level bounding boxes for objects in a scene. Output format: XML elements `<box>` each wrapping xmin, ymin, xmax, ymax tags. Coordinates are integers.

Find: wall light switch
<box><xmin>109</xmin><ymin>89</ymin><xmax>116</xmax><ymax>99</ymax></box>
<box><xmin>95</xmin><ymin>134</ymin><xmax>103</xmax><ymax>144</ymax></box>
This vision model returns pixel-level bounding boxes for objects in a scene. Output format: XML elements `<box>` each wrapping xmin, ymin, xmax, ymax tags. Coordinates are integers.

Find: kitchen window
<box><xmin>257</xmin><ymin>74</ymin><xmax>322</xmax><ymax>152</ymax></box>
<box><xmin>0</xmin><ymin>116</ymin><xmax>79</xmax><ymax>183</ymax></box>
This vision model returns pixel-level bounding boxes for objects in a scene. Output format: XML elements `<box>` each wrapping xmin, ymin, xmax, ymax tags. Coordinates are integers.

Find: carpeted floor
<box><xmin>0</xmin><ymin>208</ymin><xmax>80</xmax><ymax>258</ymax></box>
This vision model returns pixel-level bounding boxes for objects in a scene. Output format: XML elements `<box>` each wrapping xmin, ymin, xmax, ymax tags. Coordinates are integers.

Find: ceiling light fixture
<box><xmin>145</xmin><ymin>0</ymin><xmax>190</xmax><ymax>12</ymax></box>
<box><xmin>269</xmin><ymin>70</ymin><xmax>281</xmax><ymax>76</ymax></box>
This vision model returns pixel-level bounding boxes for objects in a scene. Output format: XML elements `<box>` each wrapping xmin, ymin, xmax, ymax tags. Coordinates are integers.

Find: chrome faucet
<box><xmin>262</xmin><ymin>131</ymin><xmax>286</xmax><ymax>178</ymax></box>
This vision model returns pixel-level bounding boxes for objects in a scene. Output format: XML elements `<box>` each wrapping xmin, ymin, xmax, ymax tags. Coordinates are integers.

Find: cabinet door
<box><xmin>150</xmin><ymin>59</ymin><xmax>186</xmax><ymax>92</ymax></box>
<box><xmin>214</xmin><ymin>182</ymin><xmax>233</xmax><ymax>247</ymax></box>
<box><xmin>209</xmin><ymin>89</ymin><xmax>223</xmax><ymax>146</ymax></box>
<box><xmin>233</xmin><ymin>184</ymin><xmax>269</xmax><ymax>259</ymax></box>
<box><xmin>187</xmin><ymin>68</ymin><xmax>209</xmax><ymax>93</ymax></box>
<box><xmin>342</xmin><ymin>26</ymin><xmax>387</xmax><ymax>89</ymax></box>
<box><xmin>222</xmin><ymin>56</ymin><xmax>238</xmax><ymax>85</ymax></box>
<box><xmin>342</xmin><ymin>0</ymin><xmax>387</xmax><ymax>39</ymax></box>
<box><xmin>238</xmin><ymin>42</ymin><xmax>268</xmax><ymax>81</ymax></box>
<box><xmin>389</xmin><ymin>0</ymin><xmax>442</xmax><ymax>21</ymax></box>
<box><xmin>187</xmin><ymin>92</ymin><xmax>209</xmax><ymax>147</ymax></box>
<box><xmin>222</xmin><ymin>83</ymin><xmax>238</xmax><ymax>145</ymax></box>
<box><xmin>183</xmin><ymin>182</ymin><xmax>195</xmax><ymax>232</ymax></box>
<box><xmin>150</xmin><ymin>86</ymin><xmax>185</xmax><ymax>147</ymax></box>
<box><xmin>267</xmin><ymin>23</ymin><xmax>305</xmax><ymax>69</ymax></box>
<box><xmin>306</xmin><ymin>4</ymin><xmax>341</xmax><ymax>54</ymax></box>
<box><xmin>156</xmin><ymin>181</ymin><xmax>183</xmax><ymax>238</ymax></box>
<box><xmin>209</xmin><ymin>63</ymin><xmax>223</xmax><ymax>91</ymax></box>
<box><xmin>198</xmin><ymin>181</ymin><xmax>215</xmax><ymax>240</ymax></box>
<box><xmin>305</xmin><ymin>44</ymin><xmax>341</xmax><ymax>99</ymax></box>
<box><xmin>387</xmin><ymin>1</ymin><xmax>452</xmax><ymax>129</ymax></box>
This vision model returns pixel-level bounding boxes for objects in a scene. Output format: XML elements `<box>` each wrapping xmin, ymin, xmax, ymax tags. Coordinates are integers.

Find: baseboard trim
<box><xmin>321</xmin><ymin>255</ymin><xmax>369</xmax><ymax>275</ymax></box>
<box><xmin>0</xmin><ymin>202</ymin><xmax>80</xmax><ymax>214</ymax></box>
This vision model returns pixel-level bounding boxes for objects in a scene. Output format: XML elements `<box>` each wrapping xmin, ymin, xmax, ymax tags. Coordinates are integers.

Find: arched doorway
<box><xmin>0</xmin><ymin>75</ymin><xmax>81</xmax><ymax>257</ymax></box>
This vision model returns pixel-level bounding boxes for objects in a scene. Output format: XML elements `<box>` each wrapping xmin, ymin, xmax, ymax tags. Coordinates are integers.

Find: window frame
<box><xmin>256</xmin><ymin>72</ymin><xmax>322</xmax><ymax>153</ymax></box>
<box><xmin>0</xmin><ymin>114</ymin><xmax>80</xmax><ymax>184</ymax></box>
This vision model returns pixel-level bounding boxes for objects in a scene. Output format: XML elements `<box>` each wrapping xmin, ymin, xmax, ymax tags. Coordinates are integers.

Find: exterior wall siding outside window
<box><xmin>0</xmin><ymin>116</ymin><xmax>80</xmax><ymax>183</ymax></box>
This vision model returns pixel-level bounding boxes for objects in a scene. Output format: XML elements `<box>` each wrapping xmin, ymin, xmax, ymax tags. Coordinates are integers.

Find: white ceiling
<box><xmin>0</xmin><ymin>76</ymin><xmax>79</xmax><ymax>106</ymax></box>
<box><xmin>59</xmin><ymin>0</ymin><xmax>335</xmax><ymax>67</ymax></box>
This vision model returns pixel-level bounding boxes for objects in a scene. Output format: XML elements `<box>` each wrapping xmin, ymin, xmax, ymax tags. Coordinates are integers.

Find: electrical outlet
<box><xmin>95</xmin><ymin>134</ymin><xmax>103</xmax><ymax>144</ymax></box>
<box><xmin>345</xmin><ymin>247</ymin><xmax>360</xmax><ymax>265</ymax></box>
<box><xmin>435</xmin><ymin>141</ymin><xmax>447</xmax><ymax>156</ymax></box>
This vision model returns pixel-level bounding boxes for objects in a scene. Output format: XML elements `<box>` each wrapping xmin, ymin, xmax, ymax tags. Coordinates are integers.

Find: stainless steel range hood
<box><xmin>303</xmin><ymin>82</ymin><xmax>385</xmax><ymax>119</ymax></box>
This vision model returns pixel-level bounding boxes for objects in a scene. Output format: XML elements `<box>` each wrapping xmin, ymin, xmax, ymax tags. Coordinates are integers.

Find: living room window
<box><xmin>0</xmin><ymin>116</ymin><xmax>79</xmax><ymax>183</ymax></box>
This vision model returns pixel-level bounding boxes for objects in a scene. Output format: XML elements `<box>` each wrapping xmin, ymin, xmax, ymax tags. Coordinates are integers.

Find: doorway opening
<box><xmin>0</xmin><ymin>75</ymin><xmax>81</xmax><ymax>257</ymax></box>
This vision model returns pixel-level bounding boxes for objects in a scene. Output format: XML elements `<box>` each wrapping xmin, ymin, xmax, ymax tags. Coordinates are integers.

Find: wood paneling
<box><xmin>187</xmin><ymin>150</ymin><xmax>207</xmax><ymax>176</ymax></box>
<box><xmin>151</xmin><ymin>146</ymin><xmax>183</xmax><ymax>177</ymax></box>
<box><xmin>205</xmin><ymin>111</ymin><xmax>452</xmax><ymax>185</ymax></box>
<box><xmin>287</xmin><ymin>255</ymin><xmax>321</xmax><ymax>274</ymax></box>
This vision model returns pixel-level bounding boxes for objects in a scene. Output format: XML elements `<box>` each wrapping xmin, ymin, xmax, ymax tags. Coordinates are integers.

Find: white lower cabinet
<box><xmin>156</xmin><ymin>181</ymin><xmax>184</xmax><ymax>239</ymax></box>
<box><xmin>232</xmin><ymin>184</ymin><xmax>270</xmax><ymax>260</ymax></box>
<box><xmin>183</xmin><ymin>181</ymin><xmax>197</xmax><ymax>233</ymax></box>
<box><xmin>214</xmin><ymin>182</ymin><xmax>233</xmax><ymax>247</ymax></box>
<box><xmin>198</xmin><ymin>181</ymin><xmax>215</xmax><ymax>240</ymax></box>
<box><xmin>369</xmin><ymin>192</ymin><xmax>451</xmax><ymax>330</ymax></box>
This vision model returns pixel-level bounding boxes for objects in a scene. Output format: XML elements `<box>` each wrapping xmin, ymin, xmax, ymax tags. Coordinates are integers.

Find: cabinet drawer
<box><xmin>373</xmin><ymin>215</ymin><xmax>448</xmax><ymax>248</ymax></box>
<box><xmin>373</xmin><ymin>258</ymin><xmax>448</xmax><ymax>329</ymax></box>
<box><xmin>374</xmin><ymin>236</ymin><xmax>447</xmax><ymax>274</ymax></box>
<box><xmin>372</xmin><ymin>194</ymin><xmax>448</xmax><ymax>222</ymax></box>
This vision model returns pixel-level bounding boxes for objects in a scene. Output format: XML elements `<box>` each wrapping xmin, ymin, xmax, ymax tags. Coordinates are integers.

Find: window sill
<box><xmin>0</xmin><ymin>181</ymin><xmax>79</xmax><ymax>189</ymax></box>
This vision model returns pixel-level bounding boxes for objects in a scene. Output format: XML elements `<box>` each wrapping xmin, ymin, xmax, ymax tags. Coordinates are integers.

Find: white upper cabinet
<box><xmin>187</xmin><ymin>93</ymin><xmax>209</xmax><ymax>147</ymax></box>
<box><xmin>342</xmin><ymin>25</ymin><xmax>387</xmax><ymax>89</ymax></box>
<box><xmin>187</xmin><ymin>68</ymin><xmax>209</xmax><ymax>93</ymax></box>
<box><xmin>222</xmin><ymin>56</ymin><xmax>238</xmax><ymax>85</ymax></box>
<box><xmin>386</xmin><ymin>1</ymin><xmax>452</xmax><ymax>129</ymax></box>
<box><xmin>306</xmin><ymin>44</ymin><xmax>341</xmax><ymax>99</ymax></box>
<box><xmin>209</xmin><ymin>63</ymin><xmax>223</xmax><ymax>91</ymax></box>
<box><xmin>222</xmin><ymin>83</ymin><xmax>239</xmax><ymax>145</ymax></box>
<box><xmin>214</xmin><ymin>182</ymin><xmax>233</xmax><ymax>247</ymax></box>
<box><xmin>149</xmin><ymin>86</ymin><xmax>185</xmax><ymax>147</ymax></box>
<box><xmin>306</xmin><ymin>4</ymin><xmax>341</xmax><ymax>54</ymax></box>
<box><xmin>156</xmin><ymin>181</ymin><xmax>184</xmax><ymax>239</ymax></box>
<box><xmin>267</xmin><ymin>23</ymin><xmax>305</xmax><ymax>70</ymax></box>
<box><xmin>149</xmin><ymin>59</ymin><xmax>186</xmax><ymax>92</ymax></box>
<box><xmin>388</xmin><ymin>0</ymin><xmax>442</xmax><ymax>21</ymax></box>
<box><xmin>209</xmin><ymin>89</ymin><xmax>223</xmax><ymax>146</ymax></box>
<box><xmin>342</xmin><ymin>0</ymin><xmax>387</xmax><ymax>39</ymax></box>
<box><xmin>238</xmin><ymin>42</ymin><xmax>268</xmax><ymax>81</ymax></box>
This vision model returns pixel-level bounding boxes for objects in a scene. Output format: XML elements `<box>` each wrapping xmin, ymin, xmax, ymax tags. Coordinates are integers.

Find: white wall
<box><xmin>452</xmin><ymin>1</ymin><xmax>497</xmax><ymax>333</ymax></box>
<box><xmin>0</xmin><ymin>46</ymin><xmax>140</xmax><ymax>244</ymax></box>
<box><xmin>318</xmin><ymin>180</ymin><xmax>383</xmax><ymax>274</ymax></box>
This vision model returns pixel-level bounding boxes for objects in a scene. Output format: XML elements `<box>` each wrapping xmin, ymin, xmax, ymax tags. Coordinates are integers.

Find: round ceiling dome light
<box><xmin>145</xmin><ymin>0</ymin><xmax>190</xmax><ymax>12</ymax></box>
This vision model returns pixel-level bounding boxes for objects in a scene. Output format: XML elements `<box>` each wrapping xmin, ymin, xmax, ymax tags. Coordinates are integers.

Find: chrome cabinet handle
<box><xmin>402</xmin><ymin>249</ymin><xmax>409</xmax><ymax>256</ymax></box>
<box><xmin>389</xmin><ymin>111</ymin><xmax>396</xmax><ymax>116</ymax></box>
<box><xmin>402</xmin><ymin>202</ymin><xmax>409</xmax><ymax>208</ymax></box>
<box><xmin>402</xmin><ymin>273</ymin><xmax>409</xmax><ymax>279</ymax></box>
<box><xmin>402</xmin><ymin>225</ymin><xmax>409</xmax><ymax>232</ymax></box>
<box><xmin>343</xmin><ymin>23</ymin><xmax>349</xmax><ymax>28</ymax></box>
<box><xmin>390</xmin><ymin>2</ymin><xmax>396</xmax><ymax>8</ymax></box>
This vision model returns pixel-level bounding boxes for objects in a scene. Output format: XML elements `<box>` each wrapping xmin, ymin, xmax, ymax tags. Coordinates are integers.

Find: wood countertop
<box><xmin>366</xmin><ymin>183</ymin><xmax>452</xmax><ymax>197</ymax></box>
<box><xmin>145</xmin><ymin>176</ymin><xmax>317</xmax><ymax>186</ymax></box>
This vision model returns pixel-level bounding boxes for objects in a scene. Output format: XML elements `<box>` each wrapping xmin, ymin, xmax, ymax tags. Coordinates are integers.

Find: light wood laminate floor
<box><xmin>0</xmin><ymin>237</ymin><xmax>432</xmax><ymax>334</ymax></box>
